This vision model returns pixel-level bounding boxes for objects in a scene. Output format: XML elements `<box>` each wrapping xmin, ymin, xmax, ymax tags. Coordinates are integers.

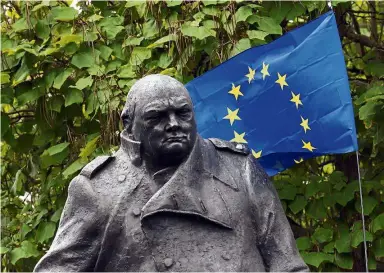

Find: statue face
<box><xmin>132</xmin><ymin>87</ymin><xmax>197</xmax><ymax>166</ymax></box>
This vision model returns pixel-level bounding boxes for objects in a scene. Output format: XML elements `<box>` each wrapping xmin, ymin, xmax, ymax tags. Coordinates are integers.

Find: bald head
<box><xmin>121</xmin><ymin>74</ymin><xmax>197</xmax><ymax>168</ymax></box>
<box><xmin>121</xmin><ymin>74</ymin><xmax>192</xmax><ymax>132</ymax></box>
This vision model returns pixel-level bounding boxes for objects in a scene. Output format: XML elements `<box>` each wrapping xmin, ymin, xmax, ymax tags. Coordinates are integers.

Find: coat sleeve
<box><xmin>34</xmin><ymin>175</ymin><xmax>106</xmax><ymax>272</ymax></box>
<box><xmin>245</xmin><ymin>157</ymin><xmax>309</xmax><ymax>272</ymax></box>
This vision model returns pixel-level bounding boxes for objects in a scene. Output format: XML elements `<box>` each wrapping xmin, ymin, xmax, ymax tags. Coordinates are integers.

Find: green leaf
<box><xmin>71</xmin><ymin>48</ymin><xmax>99</xmax><ymax>69</ymax></box>
<box><xmin>231</xmin><ymin>38</ymin><xmax>251</xmax><ymax>57</ymax></box>
<box><xmin>335</xmin><ymin>253</ymin><xmax>353</xmax><ymax>269</ymax></box>
<box><xmin>130</xmin><ymin>47</ymin><xmax>152</xmax><ymax>65</ymax></box>
<box><xmin>143</xmin><ymin>20</ymin><xmax>158</xmax><ymax>39</ymax></box>
<box><xmin>36</xmin><ymin>221</ymin><xmax>56</xmax><ymax>243</ymax></box>
<box><xmin>372</xmin><ymin>213</ymin><xmax>384</xmax><ymax>233</ymax></box>
<box><xmin>123</xmin><ymin>37</ymin><xmax>144</xmax><ymax>47</ymax></box>
<box><xmin>277</xmin><ymin>184</ymin><xmax>297</xmax><ymax>200</ymax></box>
<box><xmin>235</xmin><ymin>6</ymin><xmax>253</xmax><ymax>22</ymax></box>
<box><xmin>254</xmin><ymin>16</ymin><xmax>282</xmax><ymax>35</ymax></box>
<box><xmin>72</xmin><ymin>76</ymin><xmax>93</xmax><ymax>90</ymax></box>
<box><xmin>10</xmin><ymin>241</ymin><xmax>40</xmax><ymax>265</ymax></box>
<box><xmin>48</xmin><ymin>95</ymin><xmax>64</xmax><ymax>112</ymax></box>
<box><xmin>166</xmin><ymin>0</ymin><xmax>183</xmax><ymax>7</ymax></box>
<box><xmin>12</xmin><ymin>169</ymin><xmax>26</xmax><ymax>195</ymax></box>
<box><xmin>13</xmin><ymin>57</ymin><xmax>30</xmax><ymax>84</ymax></box>
<box><xmin>1</xmin><ymin>114</ymin><xmax>10</xmax><ymax>137</ymax></box>
<box><xmin>359</xmin><ymin>101</ymin><xmax>378</xmax><ymax>121</ymax></box>
<box><xmin>12</xmin><ymin>18</ymin><xmax>29</xmax><ymax>32</ymax></box>
<box><xmin>21</xmin><ymin>223</ymin><xmax>32</xmax><ymax>239</ymax></box>
<box><xmin>0</xmin><ymin>247</ymin><xmax>9</xmax><ymax>254</ymax></box>
<box><xmin>62</xmin><ymin>158</ymin><xmax>85</xmax><ymax>178</ymax></box>
<box><xmin>46</xmin><ymin>142</ymin><xmax>70</xmax><ymax>156</ymax></box>
<box><xmin>1</xmin><ymin>72</ymin><xmax>10</xmax><ymax>84</ymax></box>
<box><xmin>202</xmin><ymin>6</ymin><xmax>220</xmax><ymax>17</ymax></box>
<box><xmin>181</xmin><ymin>24</ymin><xmax>216</xmax><ymax>40</ymax></box>
<box><xmin>334</xmin><ymin>186</ymin><xmax>355</xmax><ymax>206</ymax></box>
<box><xmin>307</xmin><ymin>199</ymin><xmax>327</xmax><ymax>219</ymax></box>
<box><xmin>106</xmin><ymin>60</ymin><xmax>122</xmax><ymax>73</ymax></box>
<box><xmin>16</xmin><ymin>86</ymin><xmax>45</xmax><ymax>105</ymax></box>
<box><xmin>354</xmin><ymin>196</ymin><xmax>378</xmax><ymax>215</ymax></box>
<box><xmin>51</xmin><ymin>7</ymin><xmax>79</xmax><ymax>22</ymax></box>
<box><xmin>87</xmin><ymin>14</ymin><xmax>104</xmax><ymax>22</ymax></box>
<box><xmin>51</xmin><ymin>208</ymin><xmax>63</xmax><ymax>223</ymax></box>
<box><xmin>373</xmin><ymin>237</ymin><xmax>384</xmax><ymax>258</ymax></box>
<box><xmin>323</xmin><ymin>242</ymin><xmax>334</xmax><ymax>253</ymax></box>
<box><xmin>351</xmin><ymin>229</ymin><xmax>373</xmax><ymax>248</ymax></box>
<box><xmin>55</xmin><ymin>34</ymin><xmax>82</xmax><ymax>47</ymax></box>
<box><xmin>301</xmin><ymin>252</ymin><xmax>333</xmax><ymax>268</ymax></box>
<box><xmin>79</xmin><ymin>135</ymin><xmax>100</xmax><ymax>159</ymax></box>
<box><xmin>117</xmin><ymin>64</ymin><xmax>136</xmax><ymax>79</ymax></box>
<box><xmin>366</xmin><ymin>61</ymin><xmax>384</xmax><ymax>77</ymax></box>
<box><xmin>147</xmin><ymin>34</ymin><xmax>177</xmax><ymax>49</ymax></box>
<box><xmin>247</xmin><ymin>30</ymin><xmax>268</xmax><ymax>41</ymax></box>
<box><xmin>53</xmin><ymin>68</ymin><xmax>74</xmax><ymax>89</ymax></box>
<box><xmin>296</xmin><ymin>237</ymin><xmax>312</xmax><ymax>251</ymax></box>
<box><xmin>335</xmin><ymin>229</ymin><xmax>351</xmax><ymax>253</ymax></box>
<box><xmin>289</xmin><ymin>195</ymin><xmax>307</xmax><ymax>213</ymax></box>
<box><xmin>98</xmin><ymin>45</ymin><xmax>113</xmax><ymax>61</ymax></box>
<box><xmin>65</xmin><ymin>89</ymin><xmax>83</xmax><ymax>107</ymax></box>
<box><xmin>313</xmin><ymin>227</ymin><xmax>333</xmax><ymax>244</ymax></box>
<box><xmin>35</xmin><ymin>20</ymin><xmax>50</xmax><ymax>40</ymax></box>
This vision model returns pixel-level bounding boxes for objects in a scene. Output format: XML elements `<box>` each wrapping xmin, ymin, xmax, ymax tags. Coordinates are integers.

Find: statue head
<box><xmin>121</xmin><ymin>74</ymin><xmax>197</xmax><ymax>169</ymax></box>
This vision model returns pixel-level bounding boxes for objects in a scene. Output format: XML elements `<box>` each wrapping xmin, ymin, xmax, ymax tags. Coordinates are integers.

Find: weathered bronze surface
<box><xmin>34</xmin><ymin>75</ymin><xmax>309</xmax><ymax>272</ymax></box>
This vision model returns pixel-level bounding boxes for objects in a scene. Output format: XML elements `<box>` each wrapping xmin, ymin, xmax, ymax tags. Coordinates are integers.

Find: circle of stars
<box><xmin>223</xmin><ymin>61</ymin><xmax>317</xmax><ymax>165</ymax></box>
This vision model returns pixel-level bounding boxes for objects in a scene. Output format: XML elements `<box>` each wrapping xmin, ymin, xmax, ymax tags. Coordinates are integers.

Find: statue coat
<box><xmin>34</xmin><ymin>134</ymin><xmax>309</xmax><ymax>272</ymax></box>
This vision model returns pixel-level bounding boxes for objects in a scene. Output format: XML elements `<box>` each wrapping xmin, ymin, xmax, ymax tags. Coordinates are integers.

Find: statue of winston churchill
<box><xmin>34</xmin><ymin>74</ymin><xmax>309</xmax><ymax>272</ymax></box>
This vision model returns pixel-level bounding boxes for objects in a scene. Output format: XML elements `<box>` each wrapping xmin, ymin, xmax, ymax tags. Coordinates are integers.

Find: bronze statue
<box><xmin>34</xmin><ymin>74</ymin><xmax>309</xmax><ymax>272</ymax></box>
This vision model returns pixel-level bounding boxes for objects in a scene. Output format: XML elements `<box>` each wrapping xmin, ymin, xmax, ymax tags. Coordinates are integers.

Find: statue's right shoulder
<box><xmin>80</xmin><ymin>155</ymin><xmax>115</xmax><ymax>179</ymax></box>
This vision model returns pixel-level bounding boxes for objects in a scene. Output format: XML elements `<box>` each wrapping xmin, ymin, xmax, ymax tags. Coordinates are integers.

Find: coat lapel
<box><xmin>141</xmin><ymin>136</ymin><xmax>237</xmax><ymax>229</ymax></box>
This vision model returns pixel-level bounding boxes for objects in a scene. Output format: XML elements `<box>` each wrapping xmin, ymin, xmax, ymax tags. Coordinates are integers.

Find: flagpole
<box><xmin>356</xmin><ymin>151</ymin><xmax>369</xmax><ymax>273</ymax></box>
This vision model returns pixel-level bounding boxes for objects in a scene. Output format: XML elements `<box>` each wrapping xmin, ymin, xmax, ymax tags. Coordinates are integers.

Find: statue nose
<box><xmin>166</xmin><ymin>113</ymin><xmax>180</xmax><ymax>131</ymax></box>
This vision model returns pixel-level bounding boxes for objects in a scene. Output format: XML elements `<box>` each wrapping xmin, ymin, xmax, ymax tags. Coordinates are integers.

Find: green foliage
<box><xmin>1</xmin><ymin>0</ymin><xmax>383</xmax><ymax>272</ymax></box>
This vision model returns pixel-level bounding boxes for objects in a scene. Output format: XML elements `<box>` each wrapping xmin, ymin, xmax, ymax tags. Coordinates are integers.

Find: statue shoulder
<box><xmin>208</xmin><ymin>138</ymin><xmax>250</xmax><ymax>156</ymax></box>
<box><xmin>80</xmin><ymin>155</ymin><xmax>115</xmax><ymax>179</ymax></box>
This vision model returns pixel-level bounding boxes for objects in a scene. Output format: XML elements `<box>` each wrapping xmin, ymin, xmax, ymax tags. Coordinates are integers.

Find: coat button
<box><xmin>132</xmin><ymin>207</ymin><xmax>141</xmax><ymax>216</ymax></box>
<box><xmin>221</xmin><ymin>253</ymin><xmax>231</xmax><ymax>261</ymax></box>
<box><xmin>164</xmin><ymin>258</ymin><xmax>173</xmax><ymax>268</ymax></box>
<box><xmin>118</xmin><ymin>174</ymin><xmax>126</xmax><ymax>182</ymax></box>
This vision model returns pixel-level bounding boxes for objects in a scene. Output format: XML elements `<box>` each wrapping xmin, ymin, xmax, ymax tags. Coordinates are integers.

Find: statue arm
<box><xmin>246</xmin><ymin>157</ymin><xmax>309</xmax><ymax>272</ymax></box>
<box><xmin>34</xmin><ymin>176</ymin><xmax>105</xmax><ymax>272</ymax></box>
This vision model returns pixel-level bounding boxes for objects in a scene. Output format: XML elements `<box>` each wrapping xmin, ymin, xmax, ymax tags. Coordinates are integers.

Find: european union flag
<box><xmin>186</xmin><ymin>11</ymin><xmax>358</xmax><ymax>176</ymax></box>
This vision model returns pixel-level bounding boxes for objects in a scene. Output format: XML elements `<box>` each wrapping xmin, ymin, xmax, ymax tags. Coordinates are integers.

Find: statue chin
<box><xmin>160</xmin><ymin>142</ymin><xmax>190</xmax><ymax>165</ymax></box>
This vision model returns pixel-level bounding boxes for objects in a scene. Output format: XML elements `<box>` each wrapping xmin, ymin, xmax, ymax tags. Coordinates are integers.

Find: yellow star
<box><xmin>230</xmin><ymin>131</ymin><xmax>247</xmax><ymax>144</ymax></box>
<box><xmin>294</xmin><ymin>158</ymin><xmax>304</xmax><ymax>164</ymax></box>
<box><xmin>302</xmin><ymin>140</ymin><xmax>316</xmax><ymax>152</ymax></box>
<box><xmin>300</xmin><ymin>116</ymin><xmax>311</xmax><ymax>133</ymax></box>
<box><xmin>261</xmin><ymin>62</ymin><xmax>270</xmax><ymax>80</ymax></box>
<box><xmin>228</xmin><ymin>83</ymin><xmax>243</xmax><ymax>100</ymax></box>
<box><xmin>223</xmin><ymin>107</ymin><xmax>241</xmax><ymax>126</ymax></box>
<box><xmin>252</xmin><ymin>149</ymin><xmax>262</xmax><ymax>159</ymax></box>
<box><xmin>245</xmin><ymin>66</ymin><xmax>256</xmax><ymax>83</ymax></box>
<box><xmin>275</xmin><ymin>73</ymin><xmax>288</xmax><ymax>90</ymax></box>
<box><xmin>290</xmin><ymin>91</ymin><xmax>303</xmax><ymax>109</ymax></box>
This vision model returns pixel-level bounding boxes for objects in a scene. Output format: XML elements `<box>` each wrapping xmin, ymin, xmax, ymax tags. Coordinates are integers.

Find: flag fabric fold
<box><xmin>186</xmin><ymin>11</ymin><xmax>358</xmax><ymax>176</ymax></box>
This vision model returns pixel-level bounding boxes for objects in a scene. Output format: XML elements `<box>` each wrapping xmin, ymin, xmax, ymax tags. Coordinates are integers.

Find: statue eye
<box><xmin>177</xmin><ymin>108</ymin><xmax>191</xmax><ymax>117</ymax></box>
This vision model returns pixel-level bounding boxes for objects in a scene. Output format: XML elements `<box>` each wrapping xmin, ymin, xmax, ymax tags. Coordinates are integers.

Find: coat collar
<box><xmin>140</xmin><ymin>135</ymin><xmax>238</xmax><ymax>229</ymax></box>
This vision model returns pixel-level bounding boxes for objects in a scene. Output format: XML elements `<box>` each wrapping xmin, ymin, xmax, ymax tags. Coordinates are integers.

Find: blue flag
<box><xmin>186</xmin><ymin>11</ymin><xmax>358</xmax><ymax>176</ymax></box>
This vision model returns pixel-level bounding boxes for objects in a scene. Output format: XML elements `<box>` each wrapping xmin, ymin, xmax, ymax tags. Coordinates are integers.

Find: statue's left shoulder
<box><xmin>208</xmin><ymin>138</ymin><xmax>250</xmax><ymax>156</ymax></box>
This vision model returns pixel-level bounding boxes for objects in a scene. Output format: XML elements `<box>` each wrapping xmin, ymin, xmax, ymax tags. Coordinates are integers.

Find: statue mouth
<box><xmin>164</xmin><ymin>136</ymin><xmax>187</xmax><ymax>143</ymax></box>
